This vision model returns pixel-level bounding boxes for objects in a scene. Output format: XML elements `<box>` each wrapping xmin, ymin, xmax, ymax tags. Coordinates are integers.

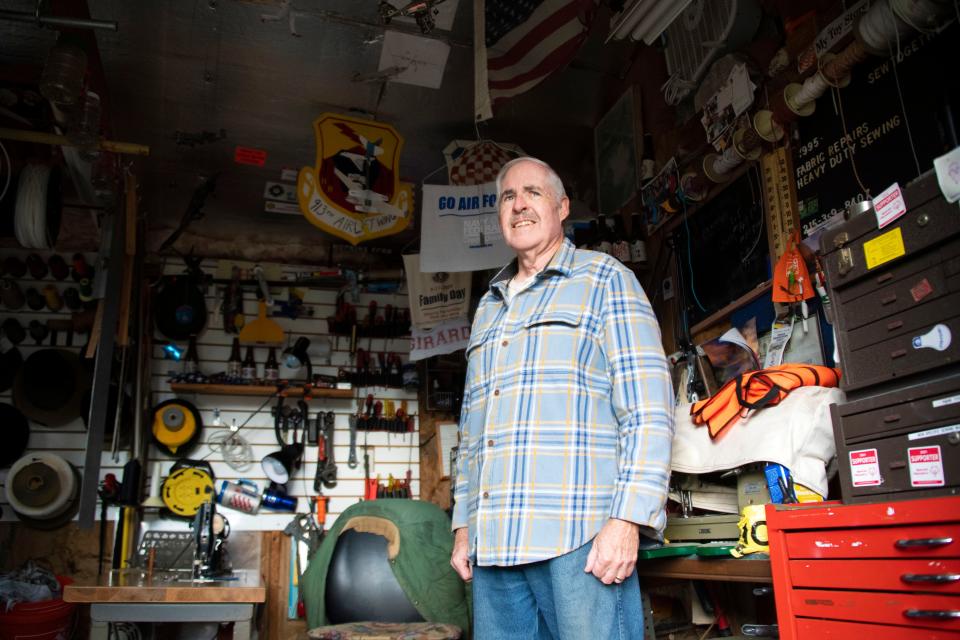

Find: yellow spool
<box><xmin>161</xmin><ymin>466</ymin><xmax>215</xmax><ymax>517</ymax></box>
<box><xmin>151</xmin><ymin>399</ymin><xmax>202</xmax><ymax>455</ymax></box>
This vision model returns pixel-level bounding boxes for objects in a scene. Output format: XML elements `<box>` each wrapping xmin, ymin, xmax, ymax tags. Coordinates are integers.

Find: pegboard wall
<box><xmin>148</xmin><ymin>257</ymin><xmax>419</xmax><ymax>531</ymax></box>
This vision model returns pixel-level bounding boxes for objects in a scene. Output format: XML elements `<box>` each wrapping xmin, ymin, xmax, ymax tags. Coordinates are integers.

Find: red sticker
<box><xmin>234</xmin><ymin>146</ymin><xmax>267</xmax><ymax>167</ymax></box>
<box><xmin>910</xmin><ymin>278</ymin><xmax>933</xmax><ymax>302</ymax></box>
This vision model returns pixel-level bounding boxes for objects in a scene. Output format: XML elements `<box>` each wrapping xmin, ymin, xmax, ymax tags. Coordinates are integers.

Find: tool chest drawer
<box><xmin>839</xmin><ymin>312</ymin><xmax>960</xmax><ymax>392</ymax></box>
<box><xmin>787</xmin><ymin>589</ymin><xmax>960</xmax><ymax>632</ymax></box>
<box><xmin>787</xmin><ymin>558</ymin><xmax>960</xmax><ymax>593</ymax></box>
<box><xmin>845</xmin><ymin>291</ymin><xmax>960</xmax><ymax>352</ymax></box>
<box><xmin>822</xmin><ymin>173</ymin><xmax>960</xmax><ymax>289</ymax></box>
<box><xmin>833</xmin><ymin>427</ymin><xmax>960</xmax><ymax>503</ymax></box>
<box><xmin>767</xmin><ymin>497</ymin><xmax>960</xmax><ymax>640</ymax></box>
<box><xmin>833</xmin><ymin>371</ymin><xmax>960</xmax><ymax>443</ymax></box>
<box><xmin>796</xmin><ymin>618</ymin><xmax>960</xmax><ymax>639</ymax></box>
<box><xmin>835</xmin><ymin>239</ymin><xmax>960</xmax><ymax>332</ymax></box>
<box><xmin>782</xmin><ymin>522</ymin><xmax>960</xmax><ymax>559</ymax></box>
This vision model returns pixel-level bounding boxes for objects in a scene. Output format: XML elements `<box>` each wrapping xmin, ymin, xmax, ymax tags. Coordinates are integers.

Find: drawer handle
<box><xmin>881</xmin><ymin>293</ymin><xmax>898</xmax><ymax>305</ymax></box>
<box><xmin>901</xmin><ymin>573</ymin><xmax>960</xmax><ymax>584</ymax></box>
<box><xmin>904</xmin><ymin>609</ymin><xmax>960</xmax><ymax>620</ymax></box>
<box><xmin>896</xmin><ymin>536</ymin><xmax>954</xmax><ymax>549</ymax></box>
<box><xmin>883</xmin><ymin>413</ymin><xmax>902</xmax><ymax>423</ymax></box>
<box><xmin>887</xmin><ymin>320</ymin><xmax>904</xmax><ymax>331</ymax></box>
<box><xmin>891</xmin><ymin>349</ymin><xmax>907</xmax><ymax>359</ymax></box>
<box><xmin>877</xmin><ymin>272</ymin><xmax>894</xmax><ymax>284</ymax></box>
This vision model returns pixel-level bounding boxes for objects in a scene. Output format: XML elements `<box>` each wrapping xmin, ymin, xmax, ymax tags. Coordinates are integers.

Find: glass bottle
<box><xmin>241</xmin><ymin>345</ymin><xmax>257</xmax><ymax>383</ymax></box>
<box><xmin>184</xmin><ymin>336</ymin><xmax>200</xmax><ymax>375</ymax></box>
<box><xmin>611</xmin><ymin>216</ymin><xmax>631</xmax><ymax>263</ymax></box>
<box><xmin>264</xmin><ymin>347</ymin><xmax>279</xmax><ymax>382</ymax></box>
<box><xmin>629</xmin><ymin>213</ymin><xmax>648</xmax><ymax>265</ymax></box>
<box><xmin>227</xmin><ymin>337</ymin><xmax>242</xmax><ymax>378</ymax></box>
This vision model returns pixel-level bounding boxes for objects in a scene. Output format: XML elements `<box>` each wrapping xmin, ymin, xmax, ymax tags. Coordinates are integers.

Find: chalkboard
<box><xmin>680</xmin><ymin>170</ymin><xmax>769</xmax><ymax>326</ymax></box>
<box><xmin>794</xmin><ymin>22</ymin><xmax>960</xmax><ymax>236</ymax></box>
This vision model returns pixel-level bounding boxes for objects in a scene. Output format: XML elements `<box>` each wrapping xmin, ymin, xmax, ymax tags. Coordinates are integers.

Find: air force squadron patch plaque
<box><xmin>298</xmin><ymin>113</ymin><xmax>412</xmax><ymax>244</ymax></box>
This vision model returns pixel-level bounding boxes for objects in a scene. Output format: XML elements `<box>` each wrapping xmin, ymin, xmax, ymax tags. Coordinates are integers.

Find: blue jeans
<box><xmin>472</xmin><ymin>542</ymin><xmax>644</xmax><ymax>639</ymax></box>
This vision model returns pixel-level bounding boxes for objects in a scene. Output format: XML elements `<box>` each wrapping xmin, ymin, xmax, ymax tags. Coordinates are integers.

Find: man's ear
<box><xmin>558</xmin><ymin>197</ymin><xmax>570</xmax><ymax>222</ymax></box>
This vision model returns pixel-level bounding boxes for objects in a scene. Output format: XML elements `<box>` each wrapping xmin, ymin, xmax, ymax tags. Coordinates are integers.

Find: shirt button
<box><xmin>501</xmin><ymin>340</ymin><xmax>508</xmax><ymax>347</ymax></box>
<box><xmin>487</xmin><ymin>439</ymin><xmax>494</xmax><ymax>446</ymax></box>
<box><xmin>482</xmin><ymin>491</ymin><xmax>489</xmax><ymax>498</ymax></box>
<box><xmin>493</xmin><ymin>389</ymin><xmax>500</xmax><ymax>396</ymax></box>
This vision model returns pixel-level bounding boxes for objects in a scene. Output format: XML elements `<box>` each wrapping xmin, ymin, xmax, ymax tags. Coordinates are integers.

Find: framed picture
<box><xmin>594</xmin><ymin>86</ymin><xmax>642</xmax><ymax>214</ymax></box>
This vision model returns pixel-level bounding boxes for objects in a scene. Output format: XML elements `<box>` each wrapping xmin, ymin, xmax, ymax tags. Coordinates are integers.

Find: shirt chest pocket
<box><xmin>521</xmin><ymin>309</ymin><xmax>587</xmax><ymax>360</ymax></box>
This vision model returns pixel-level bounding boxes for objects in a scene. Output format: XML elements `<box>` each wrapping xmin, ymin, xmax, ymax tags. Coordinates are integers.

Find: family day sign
<box><xmin>297</xmin><ymin>113</ymin><xmax>412</xmax><ymax>244</ymax></box>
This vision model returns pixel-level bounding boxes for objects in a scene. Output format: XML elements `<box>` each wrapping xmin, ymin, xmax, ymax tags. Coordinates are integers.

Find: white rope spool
<box><xmin>791</xmin><ymin>71</ymin><xmax>830</xmax><ymax>109</ymax></box>
<box><xmin>13</xmin><ymin>164</ymin><xmax>55</xmax><ymax>249</ymax></box>
<box><xmin>4</xmin><ymin>452</ymin><xmax>78</xmax><ymax>521</ymax></box>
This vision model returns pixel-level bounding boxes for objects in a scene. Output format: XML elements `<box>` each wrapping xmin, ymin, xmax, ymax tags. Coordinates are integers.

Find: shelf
<box><xmin>689</xmin><ymin>279</ymin><xmax>773</xmax><ymax>336</ymax></box>
<box><xmin>169</xmin><ymin>383</ymin><xmax>353</xmax><ymax>398</ymax></box>
<box><xmin>635</xmin><ymin>556</ymin><xmax>772</xmax><ymax>583</ymax></box>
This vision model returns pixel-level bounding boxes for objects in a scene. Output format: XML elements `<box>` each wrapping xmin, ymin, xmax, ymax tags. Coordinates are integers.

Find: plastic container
<box><xmin>0</xmin><ymin>576</ymin><xmax>77</xmax><ymax>640</ymax></box>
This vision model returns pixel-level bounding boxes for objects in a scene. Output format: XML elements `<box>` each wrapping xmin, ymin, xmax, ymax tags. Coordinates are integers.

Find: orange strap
<box><xmin>691</xmin><ymin>364</ymin><xmax>841</xmax><ymax>438</ymax></box>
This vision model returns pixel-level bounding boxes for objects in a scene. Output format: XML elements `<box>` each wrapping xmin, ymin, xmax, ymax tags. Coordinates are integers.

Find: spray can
<box><xmin>217</xmin><ymin>479</ymin><xmax>262</xmax><ymax>515</ymax></box>
<box><xmin>261</xmin><ymin>486</ymin><xmax>298</xmax><ymax>512</ymax></box>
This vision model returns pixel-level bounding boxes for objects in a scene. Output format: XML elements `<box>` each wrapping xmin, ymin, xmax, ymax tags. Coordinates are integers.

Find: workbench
<box><xmin>63</xmin><ymin>568</ymin><xmax>266</xmax><ymax>639</ymax></box>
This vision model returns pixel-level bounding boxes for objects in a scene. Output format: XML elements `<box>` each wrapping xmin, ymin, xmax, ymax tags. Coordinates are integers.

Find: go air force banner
<box><xmin>420</xmin><ymin>183</ymin><xmax>514</xmax><ymax>273</ymax></box>
<box><xmin>298</xmin><ymin>113</ymin><xmax>412</xmax><ymax>245</ymax></box>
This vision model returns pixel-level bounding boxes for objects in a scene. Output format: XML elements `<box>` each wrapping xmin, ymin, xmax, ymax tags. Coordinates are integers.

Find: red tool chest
<box><xmin>767</xmin><ymin>497</ymin><xmax>960</xmax><ymax>639</ymax></box>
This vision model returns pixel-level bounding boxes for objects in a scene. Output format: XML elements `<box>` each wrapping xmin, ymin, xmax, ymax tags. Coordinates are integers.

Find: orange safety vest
<box><xmin>690</xmin><ymin>364</ymin><xmax>841</xmax><ymax>439</ymax></box>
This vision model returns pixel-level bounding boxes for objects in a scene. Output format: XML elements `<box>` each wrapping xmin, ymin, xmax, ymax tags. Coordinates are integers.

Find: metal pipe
<box><xmin>0</xmin><ymin>8</ymin><xmax>117</xmax><ymax>31</ymax></box>
<box><xmin>0</xmin><ymin>127</ymin><xmax>149</xmax><ymax>156</ymax></box>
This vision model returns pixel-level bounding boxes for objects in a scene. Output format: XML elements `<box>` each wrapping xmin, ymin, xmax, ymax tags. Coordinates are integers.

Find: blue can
<box><xmin>261</xmin><ymin>487</ymin><xmax>297</xmax><ymax>512</ymax></box>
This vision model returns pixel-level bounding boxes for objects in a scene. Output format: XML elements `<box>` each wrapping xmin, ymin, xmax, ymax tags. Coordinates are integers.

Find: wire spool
<box><xmin>162</xmin><ymin>461</ymin><xmax>215</xmax><ymax>517</ymax></box>
<box><xmin>4</xmin><ymin>452</ymin><xmax>81</xmax><ymax>529</ymax></box>
<box><xmin>752</xmin><ymin>110</ymin><xmax>784</xmax><ymax>142</ymax></box>
<box><xmin>0</xmin><ymin>277</ymin><xmax>26</xmax><ymax>309</ymax></box>
<box><xmin>42</xmin><ymin>285</ymin><xmax>63</xmax><ymax>311</ymax></box>
<box><xmin>151</xmin><ymin>398</ymin><xmax>203</xmax><ymax>456</ymax></box>
<box><xmin>703</xmin><ymin>145</ymin><xmax>744</xmax><ymax>183</ymax></box>
<box><xmin>14</xmin><ymin>164</ymin><xmax>62</xmax><ymax>250</ymax></box>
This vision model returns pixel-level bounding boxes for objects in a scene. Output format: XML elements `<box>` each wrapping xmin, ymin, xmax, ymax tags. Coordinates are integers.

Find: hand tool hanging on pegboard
<box><xmin>314</xmin><ymin>410</ymin><xmax>337</xmax><ymax>490</ymax></box>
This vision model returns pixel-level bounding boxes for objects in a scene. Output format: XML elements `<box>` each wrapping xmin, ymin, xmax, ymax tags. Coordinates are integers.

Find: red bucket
<box><xmin>0</xmin><ymin>576</ymin><xmax>77</xmax><ymax>640</ymax></box>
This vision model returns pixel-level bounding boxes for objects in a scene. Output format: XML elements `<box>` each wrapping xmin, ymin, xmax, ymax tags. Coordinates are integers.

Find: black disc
<box><xmin>0</xmin><ymin>403</ymin><xmax>29</xmax><ymax>467</ymax></box>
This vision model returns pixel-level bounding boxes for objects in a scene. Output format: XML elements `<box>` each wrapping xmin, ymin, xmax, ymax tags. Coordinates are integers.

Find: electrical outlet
<box><xmin>662</xmin><ymin>277</ymin><xmax>675</xmax><ymax>301</ymax></box>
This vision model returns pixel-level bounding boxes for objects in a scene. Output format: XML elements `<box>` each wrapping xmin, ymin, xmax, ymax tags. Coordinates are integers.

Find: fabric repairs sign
<box><xmin>403</xmin><ymin>253</ymin><xmax>471</xmax><ymax>328</ymax></box>
<box><xmin>420</xmin><ymin>183</ymin><xmax>514</xmax><ymax>272</ymax></box>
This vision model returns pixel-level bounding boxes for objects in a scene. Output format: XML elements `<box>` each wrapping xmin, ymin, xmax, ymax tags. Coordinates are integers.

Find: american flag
<box><xmin>475</xmin><ymin>0</ymin><xmax>599</xmax><ymax>121</ymax></box>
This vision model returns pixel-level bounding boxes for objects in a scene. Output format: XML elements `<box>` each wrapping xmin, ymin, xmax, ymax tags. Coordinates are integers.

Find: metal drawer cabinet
<box><xmin>831</xmin><ymin>370</ymin><xmax>960</xmax><ymax>504</ymax></box>
<box><xmin>767</xmin><ymin>497</ymin><xmax>960</xmax><ymax>639</ymax></box>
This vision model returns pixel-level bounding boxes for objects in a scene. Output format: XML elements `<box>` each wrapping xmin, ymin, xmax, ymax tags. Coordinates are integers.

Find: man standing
<box><xmin>450</xmin><ymin>157</ymin><xmax>674</xmax><ymax>638</ymax></box>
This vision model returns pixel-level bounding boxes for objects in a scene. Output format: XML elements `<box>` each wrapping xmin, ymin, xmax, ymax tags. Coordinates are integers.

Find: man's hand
<box><xmin>584</xmin><ymin>518</ymin><xmax>640</xmax><ymax>584</ymax></box>
<box><xmin>450</xmin><ymin>527</ymin><xmax>472</xmax><ymax>581</ymax></box>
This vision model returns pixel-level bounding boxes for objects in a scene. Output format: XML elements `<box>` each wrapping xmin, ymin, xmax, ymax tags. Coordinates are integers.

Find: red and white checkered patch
<box><xmin>449</xmin><ymin>141</ymin><xmax>515</xmax><ymax>186</ymax></box>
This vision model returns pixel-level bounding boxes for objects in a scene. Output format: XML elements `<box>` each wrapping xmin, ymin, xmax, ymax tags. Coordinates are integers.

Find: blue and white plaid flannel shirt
<box><xmin>452</xmin><ymin>238</ymin><xmax>674</xmax><ymax>566</ymax></box>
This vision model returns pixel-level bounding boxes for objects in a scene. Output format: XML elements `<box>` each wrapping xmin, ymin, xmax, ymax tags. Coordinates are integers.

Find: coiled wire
<box><xmin>206</xmin><ymin>429</ymin><xmax>254</xmax><ymax>472</ymax></box>
<box><xmin>14</xmin><ymin>164</ymin><xmax>53</xmax><ymax>249</ymax></box>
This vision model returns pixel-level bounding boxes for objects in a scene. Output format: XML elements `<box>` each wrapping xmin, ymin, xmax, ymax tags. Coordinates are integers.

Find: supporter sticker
<box><xmin>849</xmin><ymin>448</ymin><xmax>882</xmax><ymax>487</ymax></box>
<box><xmin>908</xmin><ymin>446</ymin><xmax>945</xmax><ymax>487</ymax></box>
